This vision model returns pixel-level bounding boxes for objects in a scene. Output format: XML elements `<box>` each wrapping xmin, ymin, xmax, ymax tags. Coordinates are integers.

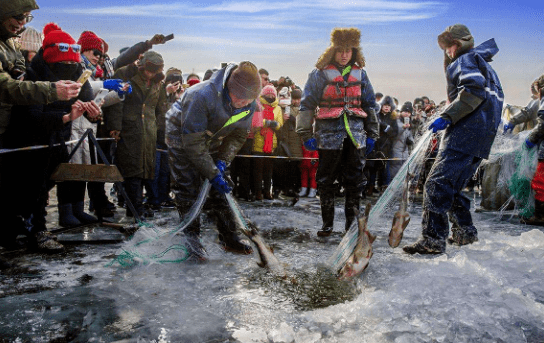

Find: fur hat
<box><xmin>0</xmin><ymin>0</ymin><xmax>38</xmax><ymax>20</ymax></box>
<box><xmin>316</xmin><ymin>28</ymin><xmax>365</xmax><ymax>70</ymax></box>
<box><xmin>227</xmin><ymin>61</ymin><xmax>261</xmax><ymax>100</ymax></box>
<box><xmin>19</xmin><ymin>25</ymin><xmax>42</xmax><ymax>52</ymax></box>
<box><xmin>139</xmin><ymin>50</ymin><xmax>164</xmax><ymax>72</ymax></box>
<box><xmin>438</xmin><ymin>24</ymin><xmax>474</xmax><ymax>69</ymax></box>
<box><xmin>77</xmin><ymin>31</ymin><xmax>104</xmax><ymax>53</ymax></box>
<box><xmin>380</xmin><ymin>95</ymin><xmax>396</xmax><ymax>112</ymax></box>
<box><xmin>42</xmin><ymin>23</ymin><xmax>80</xmax><ymax>64</ymax></box>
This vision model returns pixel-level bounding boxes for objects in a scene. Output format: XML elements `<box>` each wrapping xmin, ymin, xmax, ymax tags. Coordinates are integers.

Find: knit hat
<box><xmin>77</xmin><ymin>31</ymin><xmax>104</xmax><ymax>53</ymax></box>
<box><xmin>19</xmin><ymin>26</ymin><xmax>42</xmax><ymax>52</ymax></box>
<box><xmin>0</xmin><ymin>0</ymin><xmax>38</xmax><ymax>20</ymax></box>
<box><xmin>316</xmin><ymin>28</ymin><xmax>365</xmax><ymax>70</ymax></box>
<box><xmin>42</xmin><ymin>23</ymin><xmax>80</xmax><ymax>64</ymax></box>
<box><xmin>227</xmin><ymin>61</ymin><xmax>261</xmax><ymax>100</ymax></box>
<box><xmin>291</xmin><ymin>88</ymin><xmax>302</xmax><ymax>100</ymax></box>
<box><xmin>400</xmin><ymin>101</ymin><xmax>413</xmax><ymax>114</ymax></box>
<box><xmin>140</xmin><ymin>50</ymin><xmax>164</xmax><ymax>72</ymax></box>
<box><xmin>261</xmin><ymin>85</ymin><xmax>277</xmax><ymax>98</ymax></box>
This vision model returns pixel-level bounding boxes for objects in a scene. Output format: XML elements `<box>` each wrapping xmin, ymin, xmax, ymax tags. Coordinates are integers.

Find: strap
<box><xmin>221</xmin><ymin>110</ymin><xmax>251</xmax><ymax>129</ymax></box>
<box><xmin>343</xmin><ymin>112</ymin><xmax>360</xmax><ymax>148</ymax></box>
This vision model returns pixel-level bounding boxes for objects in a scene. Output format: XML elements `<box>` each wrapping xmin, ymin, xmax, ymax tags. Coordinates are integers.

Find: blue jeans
<box><xmin>422</xmin><ymin>149</ymin><xmax>482</xmax><ymax>241</ymax></box>
<box><xmin>144</xmin><ymin>150</ymin><xmax>170</xmax><ymax>206</ymax></box>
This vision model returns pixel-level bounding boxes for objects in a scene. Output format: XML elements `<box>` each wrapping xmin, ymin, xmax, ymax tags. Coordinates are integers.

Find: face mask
<box><xmin>49</xmin><ymin>62</ymin><xmax>79</xmax><ymax>81</ymax></box>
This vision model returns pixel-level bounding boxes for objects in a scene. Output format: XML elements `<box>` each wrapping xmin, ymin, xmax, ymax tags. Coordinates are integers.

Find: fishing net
<box><xmin>328</xmin><ymin>129</ymin><xmax>436</xmax><ymax>273</ymax></box>
<box><xmin>107</xmin><ymin>181</ymin><xmax>212</xmax><ymax>267</ymax></box>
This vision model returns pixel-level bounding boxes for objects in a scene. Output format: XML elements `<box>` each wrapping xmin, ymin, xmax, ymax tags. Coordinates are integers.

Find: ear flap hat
<box><xmin>316</xmin><ymin>28</ymin><xmax>365</xmax><ymax>70</ymax></box>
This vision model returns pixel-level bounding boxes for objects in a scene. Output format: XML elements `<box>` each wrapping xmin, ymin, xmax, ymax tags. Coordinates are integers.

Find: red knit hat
<box><xmin>42</xmin><ymin>23</ymin><xmax>81</xmax><ymax>64</ymax></box>
<box><xmin>77</xmin><ymin>31</ymin><xmax>104</xmax><ymax>53</ymax></box>
<box><xmin>261</xmin><ymin>85</ymin><xmax>277</xmax><ymax>98</ymax></box>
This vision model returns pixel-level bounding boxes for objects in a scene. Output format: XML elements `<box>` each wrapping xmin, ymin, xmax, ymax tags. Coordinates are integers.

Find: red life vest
<box><xmin>316</xmin><ymin>64</ymin><xmax>367</xmax><ymax>119</ymax></box>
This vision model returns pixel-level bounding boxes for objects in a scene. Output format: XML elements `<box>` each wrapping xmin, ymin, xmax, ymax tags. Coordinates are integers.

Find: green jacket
<box><xmin>106</xmin><ymin>64</ymin><xmax>167</xmax><ymax>179</ymax></box>
<box><xmin>0</xmin><ymin>38</ymin><xmax>58</xmax><ymax>134</ymax></box>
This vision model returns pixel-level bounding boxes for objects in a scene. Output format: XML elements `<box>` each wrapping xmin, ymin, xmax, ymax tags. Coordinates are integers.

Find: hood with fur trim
<box><xmin>316</xmin><ymin>27</ymin><xmax>365</xmax><ymax>70</ymax></box>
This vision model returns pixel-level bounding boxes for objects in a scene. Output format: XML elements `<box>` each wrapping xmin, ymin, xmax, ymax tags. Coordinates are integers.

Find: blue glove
<box><xmin>365</xmin><ymin>138</ymin><xmax>375</xmax><ymax>156</ymax></box>
<box><xmin>103</xmin><ymin>79</ymin><xmax>132</xmax><ymax>96</ymax></box>
<box><xmin>210</xmin><ymin>174</ymin><xmax>232</xmax><ymax>194</ymax></box>
<box><xmin>215</xmin><ymin>160</ymin><xmax>227</xmax><ymax>175</ymax></box>
<box><xmin>429</xmin><ymin>117</ymin><xmax>451</xmax><ymax>133</ymax></box>
<box><xmin>303</xmin><ymin>137</ymin><xmax>317</xmax><ymax>151</ymax></box>
<box><xmin>503</xmin><ymin>122</ymin><xmax>515</xmax><ymax>134</ymax></box>
<box><xmin>525</xmin><ymin>139</ymin><xmax>537</xmax><ymax>149</ymax></box>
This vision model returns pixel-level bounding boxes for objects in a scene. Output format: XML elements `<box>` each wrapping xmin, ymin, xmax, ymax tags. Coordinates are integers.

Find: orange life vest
<box><xmin>316</xmin><ymin>64</ymin><xmax>367</xmax><ymax>119</ymax></box>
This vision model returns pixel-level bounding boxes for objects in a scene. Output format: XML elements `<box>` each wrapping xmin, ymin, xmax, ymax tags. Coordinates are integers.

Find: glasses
<box><xmin>48</xmin><ymin>43</ymin><xmax>81</xmax><ymax>53</ymax></box>
<box><xmin>12</xmin><ymin>13</ymin><xmax>33</xmax><ymax>23</ymax></box>
<box><xmin>92</xmin><ymin>49</ymin><xmax>103</xmax><ymax>58</ymax></box>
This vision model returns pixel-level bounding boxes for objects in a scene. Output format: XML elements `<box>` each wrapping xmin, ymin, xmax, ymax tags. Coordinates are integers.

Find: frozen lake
<box><xmin>1</xmin><ymin>192</ymin><xmax>544</xmax><ymax>342</ymax></box>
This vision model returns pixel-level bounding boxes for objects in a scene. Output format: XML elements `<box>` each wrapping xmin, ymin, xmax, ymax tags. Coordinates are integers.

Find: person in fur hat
<box><xmin>296</xmin><ymin>27</ymin><xmax>379</xmax><ymax>237</ymax></box>
<box><xmin>403</xmin><ymin>24</ymin><xmax>503</xmax><ymax>255</ymax></box>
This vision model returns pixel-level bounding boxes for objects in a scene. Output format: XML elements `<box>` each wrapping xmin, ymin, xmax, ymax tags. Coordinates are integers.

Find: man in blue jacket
<box><xmin>404</xmin><ymin>24</ymin><xmax>504</xmax><ymax>254</ymax></box>
<box><xmin>166</xmin><ymin>61</ymin><xmax>261</xmax><ymax>258</ymax></box>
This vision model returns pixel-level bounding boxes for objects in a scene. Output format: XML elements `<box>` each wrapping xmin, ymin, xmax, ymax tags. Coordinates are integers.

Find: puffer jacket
<box><xmin>166</xmin><ymin>64</ymin><xmax>257</xmax><ymax>180</ymax></box>
<box><xmin>106</xmin><ymin>64</ymin><xmax>167</xmax><ymax>179</ymax></box>
<box><xmin>253</xmin><ymin>95</ymin><xmax>283</xmax><ymax>153</ymax></box>
<box><xmin>440</xmin><ymin>39</ymin><xmax>504</xmax><ymax>159</ymax></box>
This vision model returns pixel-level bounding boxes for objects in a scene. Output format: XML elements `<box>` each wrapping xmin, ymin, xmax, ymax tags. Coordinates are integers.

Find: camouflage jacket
<box><xmin>0</xmin><ymin>38</ymin><xmax>58</xmax><ymax>134</ymax></box>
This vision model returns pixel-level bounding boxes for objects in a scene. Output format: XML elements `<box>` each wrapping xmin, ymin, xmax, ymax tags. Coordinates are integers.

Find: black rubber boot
<box><xmin>403</xmin><ymin>237</ymin><xmax>446</xmax><ymax>255</ymax></box>
<box><xmin>72</xmin><ymin>202</ymin><xmax>98</xmax><ymax>224</ymax></box>
<box><xmin>214</xmin><ymin>208</ymin><xmax>252</xmax><ymax>254</ymax></box>
<box><xmin>176</xmin><ymin>202</ymin><xmax>207</xmax><ymax>260</ymax></box>
<box><xmin>344</xmin><ymin>190</ymin><xmax>361</xmax><ymax>232</ymax></box>
<box><xmin>317</xmin><ymin>189</ymin><xmax>335</xmax><ymax>237</ymax></box>
<box><xmin>58</xmin><ymin>203</ymin><xmax>82</xmax><ymax>228</ymax></box>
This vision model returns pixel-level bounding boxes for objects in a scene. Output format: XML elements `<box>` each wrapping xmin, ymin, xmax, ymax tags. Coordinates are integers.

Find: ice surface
<box><xmin>1</xmin><ymin>193</ymin><xmax>544</xmax><ymax>342</ymax></box>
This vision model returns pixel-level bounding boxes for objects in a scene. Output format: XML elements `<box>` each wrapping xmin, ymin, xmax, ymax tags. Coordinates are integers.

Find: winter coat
<box><xmin>253</xmin><ymin>96</ymin><xmax>283</xmax><ymax>154</ymax></box>
<box><xmin>166</xmin><ymin>64</ymin><xmax>257</xmax><ymax>181</ymax></box>
<box><xmin>277</xmin><ymin>105</ymin><xmax>303</xmax><ymax>158</ymax></box>
<box><xmin>375</xmin><ymin>110</ymin><xmax>399</xmax><ymax>157</ymax></box>
<box><xmin>509</xmin><ymin>99</ymin><xmax>540</xmax><ymax>132</ymax></box>
<box><xmin>5</xmin><ymin>50</ymin><xmax>94</xmax><ymax>148</ymax></box>
<box><xmin>298</xmin><ymin>63</ymin><xmax>379</xmax><ymax>150</ymax></box>
<box><xmin>106</xmin><ymin>64</ymin><xmax>167</xmax><ymax>179</ymax></box>
<box><xmin>0</xmin><ymin>36</ymin><xmax>58</xmax><ymax>134</ymax></box>
<box><xmin>440</xmin><ymin>39</ymin><xmax>504</xmax><ymax>159</ymax></box>
<box><xmin>391</xmin><ymin>118</ymin><xmax>414</xmax><ymax>161</ymax></box>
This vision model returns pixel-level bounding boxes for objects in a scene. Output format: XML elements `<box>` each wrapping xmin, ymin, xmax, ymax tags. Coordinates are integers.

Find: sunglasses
<box><xmin>92</xmin><ymin>49</ymin><xmax>103</xmax><ymax>58</ymax></box>
<box><xmin>12</xmin><ymin>13</ymin><xmax>33</xmax><ymax>23</ymax></box>
<box><xmin>48</xmin><ymin>43</ymin><xmax>81</xmax><ymax>53</ymax></box>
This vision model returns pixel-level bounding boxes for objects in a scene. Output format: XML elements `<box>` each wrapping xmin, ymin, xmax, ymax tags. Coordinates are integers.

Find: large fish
<box><xmin>225</xmin><ymin>193</ymin><xmax>287</xmax><ymax>278</ymax></box>
<box><xmin>338</xmin><ymin>203</ymin><xmax>375</xmax><ymax>280</ymax></box>
<box><xmin>388</xmin><ymin>170</ymin><xmax>413</xmax><ymax>248</ymax></box>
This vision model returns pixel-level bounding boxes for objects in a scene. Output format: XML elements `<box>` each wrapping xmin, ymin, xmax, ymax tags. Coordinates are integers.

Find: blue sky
<box><xmin>35</xmin><ymin>0</ymin><xmax>543</xmax><ymax>106</ymax></box>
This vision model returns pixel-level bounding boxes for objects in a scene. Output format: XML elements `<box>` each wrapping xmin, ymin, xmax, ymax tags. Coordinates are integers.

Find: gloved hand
<box><xmin>210</xmin><ymin>174</ymin><xmax>232</xmax><ymax>194</ymax></box>
<box><xmin>365</xmin><ymin>138</ymin><xmax>375</xmax><ymax>156</ymax></box>
<box><xmin>215</xmin><ymin>160</ymin><xmax>227</xmax><ymax>174</ymax></box>
<box><xmin>429</xmin><ymin>117</ymin><xmax>451</xmax><ymax>133</ymax></box>
<box><xmin>525</xmin><ymin>139</ymin><xmax>537</xmax><ymax>149</ymax></box>
<box><xmin>103</xmin><ymin>79</ymin><xmax>132</xmax><ymax>96</ymax></box>
<box><xmin>503</xmin><ymin>122</ymin><xmax>515</xmax><ymax>134</ymax></box>
<box><xmin>303</xmin><ymin>137</ymin><xmax>317</xmax><ymax>151</ymax></box>
<box><xmin>264</xmin><ymin>120</ymin><xmax>279</xmax><ymax>128</ymax></box>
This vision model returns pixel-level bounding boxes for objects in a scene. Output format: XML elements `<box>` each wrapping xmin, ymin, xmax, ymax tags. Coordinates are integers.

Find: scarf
<box><xmin>260</xmin><ymin>103</ymin><xmax>275</xmax><ymax>154</ymax></box>
<box><xmin>80</xmin><ymin>54</ymin><xmax>103</xmax><ymax>79</ymax></box>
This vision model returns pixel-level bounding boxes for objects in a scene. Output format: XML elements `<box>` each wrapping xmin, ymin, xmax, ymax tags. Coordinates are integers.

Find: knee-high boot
<box><xmin>344</xmin><ymin>190</ymin><xmax>361</xmax><ymax>232</ymax></box>
<box><xmin>317</xmin><ymin>187</ymin><xmax>335</xmax><ymax>237</ymax></box>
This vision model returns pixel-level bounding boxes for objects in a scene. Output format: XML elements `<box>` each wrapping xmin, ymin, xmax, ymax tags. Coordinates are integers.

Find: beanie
<box><xmin>42</xmin><ymin>23</ymin><xmax>80</xmax><ymax>64</ymax></box>
<box><xmin>19</xmin><ymin>26</ymin><xmax>42</xmax><ymax>52</ymax></box>
<box><xmin>291</xmin><ymin>88</ymin><xmax>302</xmax><ymax>100</ymax></box>
<box><xmin>261</xmin><ymin>84</ymin><xmax>277</xmax><ymax>98</ymax></box>
<box><xmin>77</xmin><ymin>31</ymin><xmax>104</xmax><ymax>53</ymax></box>
<box><xmin>227</xmin><ymin>61</ymin><xmax>261</xmax><ymax>100</ymax></box>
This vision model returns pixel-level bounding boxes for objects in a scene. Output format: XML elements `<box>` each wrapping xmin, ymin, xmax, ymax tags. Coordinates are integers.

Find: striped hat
<box><xmin>19</xmin><ymin>26</ymin><xmax>42</xmax><ymax>52</ymax></box>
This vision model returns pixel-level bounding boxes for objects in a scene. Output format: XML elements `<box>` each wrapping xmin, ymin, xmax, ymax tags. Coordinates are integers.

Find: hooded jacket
<box><xmin>166</xmin><ymin>64</ymin><xmax>257</xmax><ymax>180</ymax></box>
<box><xmin>440</xmin><ymin>39</ymin><xmax>504</xmax><ymax>159</ymax></box>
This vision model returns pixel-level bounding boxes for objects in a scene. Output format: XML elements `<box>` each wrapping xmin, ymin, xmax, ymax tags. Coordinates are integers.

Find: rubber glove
<box><xmin>429</xmin><ymin>117</ymin><xmax>451</xmax><ymax>133</ymax></box>
<box><xmin>303</xmin><ymin>137</ymin><xmax>317</xmax><ymax>151</ymax></box>
<box><xmin>503</xmin><ymin>122</ymin><xmax>515</xmax><ymax>134</ymax></box>
<box><xmin>215</xmin><ymin>160</ymin><xmax>227</xmax><ymax>175</ymax></box>
<box><xmin>210</xmin><ymin>174</ymin><xmax>232</xmax><ymax>194</ymax></box>
<box><xmin>365</xmin><ymin>138</ymin><xmax>375</xmax><ymax>156</ymax></box>
<box><xmin>525</xmin><ymin>139</ymin><xmax>537</xmax><ymax>149</ymax></box>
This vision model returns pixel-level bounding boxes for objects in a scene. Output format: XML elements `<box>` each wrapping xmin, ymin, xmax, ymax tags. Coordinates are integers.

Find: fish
<box><xmin>388</xmin><ymin>169</ymin><xmax>413</xmax><ymax>248</ymax></box>
<box><xmin>225</xmin><ymin>193</ymin><xmax>288</xmax><ymax>278</ymax></box>
<box><xmin>338</xmin><ymin>203</ymin><xmax>375</xmax><ymax>280</ymax></box>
